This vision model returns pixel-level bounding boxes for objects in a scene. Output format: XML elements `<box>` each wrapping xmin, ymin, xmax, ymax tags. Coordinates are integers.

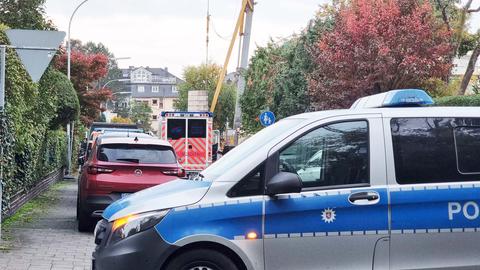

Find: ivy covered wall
<box><xmin>0</xmin><ymin>24</ymin><xmax>79</xmax><ymax>215</ymax></box>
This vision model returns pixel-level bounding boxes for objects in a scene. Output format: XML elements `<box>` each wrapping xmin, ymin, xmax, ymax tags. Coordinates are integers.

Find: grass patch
<box><xmin>1</xmin><ymin>180</ymin><xmax>68</xmax><ymax>244</ymax></box>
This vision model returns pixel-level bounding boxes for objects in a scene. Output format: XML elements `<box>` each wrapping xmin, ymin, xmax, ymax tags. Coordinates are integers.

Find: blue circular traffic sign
<box><xmin>259</xmin><ymin>111</ymin><xmax>275</xmax><ymax>127</ymax></box>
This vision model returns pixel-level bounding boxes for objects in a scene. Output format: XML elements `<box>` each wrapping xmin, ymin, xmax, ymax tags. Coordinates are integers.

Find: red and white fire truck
<box><xmin>160</xmin><ymin>111</ymin><xmax>214</xmax><ymax>174</ymax></box>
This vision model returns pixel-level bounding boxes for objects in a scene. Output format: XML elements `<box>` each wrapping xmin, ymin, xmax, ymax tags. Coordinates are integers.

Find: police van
<box><xmin>92</xmin><ymin>89</ymin><xmax>480</xmax><ymax>270</ymax></box>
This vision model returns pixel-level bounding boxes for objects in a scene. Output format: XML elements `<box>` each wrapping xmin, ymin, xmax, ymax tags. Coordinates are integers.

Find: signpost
<box><xmin>0</xmin><ymin>29</ymin><xmax>65</xmax><ymax>241</ymax></box>
<box><xmin>259</xmin><ymin>111</ymin><xmax>275</xmax><ymax>127</ymax></box>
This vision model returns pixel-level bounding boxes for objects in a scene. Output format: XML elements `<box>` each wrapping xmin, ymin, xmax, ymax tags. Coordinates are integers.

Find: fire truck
<box><xmin>160</xmin><ymin>111</ymin><xmax>214</xmax><ymax>174</ymax></box>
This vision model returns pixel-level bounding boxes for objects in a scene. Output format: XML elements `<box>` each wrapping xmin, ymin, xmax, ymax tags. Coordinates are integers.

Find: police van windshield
<box><xmin>202</xmin><ymin>118</ymin><xmax>305</xmax><ymax>181</ymax></box>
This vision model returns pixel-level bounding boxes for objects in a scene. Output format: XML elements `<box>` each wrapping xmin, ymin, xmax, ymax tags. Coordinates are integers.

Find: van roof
<box><xmin>96</xmin><ymin>136</ymin><xmax>172</xmax><ymax>147</ymax></box>
<box><xmin>289</xmin><ymin>106</ymin><xmax>480</xmax><ymax>121</ymax></box>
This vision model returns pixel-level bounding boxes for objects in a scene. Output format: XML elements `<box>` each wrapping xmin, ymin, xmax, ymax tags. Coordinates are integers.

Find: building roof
<box><xmin>121</xmin><ymin>66</ymin><xmax>184</xmax><ymax>84</ymax></box>
<box><xmin>131</xmin><ymin>84</ymin><xmax>179</xmax><ymax>98</ymax></box>
<box><xmin>117</xmin><ymin>66</ymin><xmax>183</xmax><ymax>98</ymax></box>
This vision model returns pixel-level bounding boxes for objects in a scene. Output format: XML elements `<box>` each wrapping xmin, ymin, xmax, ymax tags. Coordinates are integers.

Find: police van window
<box><xmin>188</xmin><ymin>119</ymin><xmax>207</xmax><ymax>138</ymax></box>
<box><xmin>454</xmin><ymin>127</ymin><xmax>480</xmax><ymax>174</ymax></box>
<box><xmin>228</xmin><ymin>163</ymin><xmax>265</xmax><ymax>197</ymax></box>
<box><xmin>167</xmin><ymin>119</ymin><xmax>186</xmax><ymax>140</ymax></box>
<box><xmin>279</xmin><ymin>121</ymin><xmax>369</xmax><ymax>188</ymax></box>
<box><xmin>391</xmin><ymin>118</ymin><xmax>480</xmax><ymax>184</ymax></box>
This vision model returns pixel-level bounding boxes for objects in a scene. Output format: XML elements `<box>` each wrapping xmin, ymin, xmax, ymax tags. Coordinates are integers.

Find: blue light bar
<box><xmin>382</xmin><ymin>89</ymin><xmax>434</xmax><ymax>107</ymax></box>
<box><xmin>350</xmin><ymin>89</ymin><xmax>434</xmax><ymax>109</ymax></box>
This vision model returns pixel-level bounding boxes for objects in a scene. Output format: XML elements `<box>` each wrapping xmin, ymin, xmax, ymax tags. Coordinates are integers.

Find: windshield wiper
<box><xmin>116</xmin><ymin>158</ymin><xmax>140</xmax><ymax>163</ymax></box>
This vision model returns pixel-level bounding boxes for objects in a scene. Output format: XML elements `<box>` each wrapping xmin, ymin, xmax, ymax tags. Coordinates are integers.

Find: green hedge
<box><xmin>434</xmin><ymin>95</ymin><xmax>480</xmax><ymax>106</ymax></box>
<box><xmin>0</xmin><ymin>24</ymin><xmax>78</xmax><ymax>216</ymax></box>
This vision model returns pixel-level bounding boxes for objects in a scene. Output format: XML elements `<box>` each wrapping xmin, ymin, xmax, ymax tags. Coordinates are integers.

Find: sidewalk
<box><xmin>0</xmin><ymin>178</ymin><xmax>94</xmax><ymax>270</ymax></box>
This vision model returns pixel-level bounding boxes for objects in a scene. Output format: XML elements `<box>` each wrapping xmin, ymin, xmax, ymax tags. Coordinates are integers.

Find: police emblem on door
<box><xmin>322</xmin><ymin>208</ymin><xmax>336</xmax><ymax>223</ymax></box>
<box><xmin>134</xmin><ymin>169</ymin><xmax>142</xmax><ymax>176</ymax></box>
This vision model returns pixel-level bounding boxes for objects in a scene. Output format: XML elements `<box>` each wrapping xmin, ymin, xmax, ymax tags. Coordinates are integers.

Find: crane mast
<box><xmin>209</xmin><ymin>0</ymin><xmax>254</xmax><ymax>144</ymax></box>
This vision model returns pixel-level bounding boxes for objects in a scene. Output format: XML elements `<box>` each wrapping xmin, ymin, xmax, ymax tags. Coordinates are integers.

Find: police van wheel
<box><xmin>165</xmin><ymin>249</ymin><xmax>239</xmax><ymax>270</ymax></box>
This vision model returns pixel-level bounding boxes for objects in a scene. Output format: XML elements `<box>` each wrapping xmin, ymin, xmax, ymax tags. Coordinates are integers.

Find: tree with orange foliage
<box><xmin>308</xmin><ymin>0</ymin><xmax>453</xmax><ymax>110</ymax></box>
<box><xmin>55</xmin><ymin>50</ymin><xmax>112</xmax><ymax>125</ymax></box>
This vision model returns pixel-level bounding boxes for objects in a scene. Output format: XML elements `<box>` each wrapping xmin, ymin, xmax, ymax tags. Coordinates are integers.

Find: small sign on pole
<box><xmin>259</xmin><ymin>111</ymin><xmax>275</xmax><ymax>127</ymax></box>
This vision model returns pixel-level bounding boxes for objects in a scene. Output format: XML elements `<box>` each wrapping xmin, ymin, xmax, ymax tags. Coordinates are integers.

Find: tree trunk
<box><xmin>458</xmin><ymin>45</ymin><xmax>480</xmax><ymax>95</ymax></box>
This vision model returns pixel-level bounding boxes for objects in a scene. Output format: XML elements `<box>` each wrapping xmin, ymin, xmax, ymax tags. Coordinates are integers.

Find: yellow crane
<box><xmin>210</xmin><ymin>0</ymin><xmax>254</xmax><ymax>131</ymax></box>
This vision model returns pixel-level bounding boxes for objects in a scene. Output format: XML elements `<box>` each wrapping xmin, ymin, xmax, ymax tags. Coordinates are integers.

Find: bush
<box><xmin>0</xmin><ymin>25</ymin><xmax>78</xmax><ymax>216</ymax></box>
<box><xmin>434</xmin><ymin>95</ymin><xmax>480</xmax><ymax>106</ymax></box>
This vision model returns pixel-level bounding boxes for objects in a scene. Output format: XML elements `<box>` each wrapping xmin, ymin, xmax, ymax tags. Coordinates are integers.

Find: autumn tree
<box><xmin>241</xmin><ymin>11</ymin><xmax>335</xmax><ymax>133</ymax></box>
<box><xmin>55</xmin><ymin>50</ymin><xmax>112</xmax><ymax>125</ymax></box>
<box><xmin>174</xmin><ymin>64</ymin><xmax>236</xmax><ymax>131</ymax></box>
<box><xmin>309</xmin><ymin>0</ymin><xmax>453</xmax><ymax>110</ymax></box>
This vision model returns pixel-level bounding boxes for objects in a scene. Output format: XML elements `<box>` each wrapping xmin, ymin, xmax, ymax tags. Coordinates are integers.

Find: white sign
<box><xmin>6</xmin><ymin>29</ymin><xmax>65</xmax><ymax>82</ymax></box>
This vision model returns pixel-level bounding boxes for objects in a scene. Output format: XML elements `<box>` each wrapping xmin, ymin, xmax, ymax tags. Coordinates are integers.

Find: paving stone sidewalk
<box><xmin>0</xmin><ymin>178</ymin><xmax>95</xmax><ymax>270</ymax></box>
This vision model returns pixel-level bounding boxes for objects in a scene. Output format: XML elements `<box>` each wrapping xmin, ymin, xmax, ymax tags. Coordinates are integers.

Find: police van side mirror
<box><xmin>266</xmin><ymin>172</ymin><xmax>302</xmax><ymax>196</ymax></box>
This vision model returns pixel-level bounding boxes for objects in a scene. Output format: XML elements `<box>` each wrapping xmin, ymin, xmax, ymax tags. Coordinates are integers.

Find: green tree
<box><xmin>240</xmin><ymin>10</ymin><xmax>335</xmax><ymax>133</ymax></box>
<box><xmin>174</xmin><ymin>64</ymin><xmax>236</xmax><ymax>131</ymax></box>
<box><xmin>39</xmin><ymin>69</ymin><xmax>80</xmax><ymax>129</ymax></box>
<box><xmin>130</xmin><ymin>102</ymin><xmax>152</xmax><ymax>132</ymax></box>
<box><xmin>0</xmin><ymin>0</ymin><xmax>54</xmax><ymax>30</ymax></box>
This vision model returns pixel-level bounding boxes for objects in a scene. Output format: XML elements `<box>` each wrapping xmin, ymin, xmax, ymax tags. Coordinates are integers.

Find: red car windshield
<box><xmin>97</xmin><ymin>144</ymin><xmax>177</xmax><ymax>164</ymax></box>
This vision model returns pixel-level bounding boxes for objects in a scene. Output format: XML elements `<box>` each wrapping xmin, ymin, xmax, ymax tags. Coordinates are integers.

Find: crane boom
<box><xmin>209</xmin><ymin>0</ymin><xmax>254</xmax><ymax>118</ymax></box>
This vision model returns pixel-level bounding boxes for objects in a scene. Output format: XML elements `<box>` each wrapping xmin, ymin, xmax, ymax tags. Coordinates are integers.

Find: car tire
<box><xmin>76</xmin><ymin>196</ymin><xmax>80</xmax><ymax>221</ymax></box>
<box><xmin>77</xmin><ymin>207</ymin><xmax>93</xmax><ymax>232</ymax></box>
<box><xmin>164</xmin><ymin>249</ymin><xmax>239</xmax><ymax>270</ymax></box>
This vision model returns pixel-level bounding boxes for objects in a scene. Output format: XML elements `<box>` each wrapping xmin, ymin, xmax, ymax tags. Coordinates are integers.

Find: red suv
<box><xmin>77</xmin><ymin>136</ymin><xmax>185</xmax><ymax>231</ymax></box>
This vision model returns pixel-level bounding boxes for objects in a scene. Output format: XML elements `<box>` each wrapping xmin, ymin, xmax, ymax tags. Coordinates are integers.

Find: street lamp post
<box><xmin>102</xmin><ymin>78</ymin><xmax>130</xmax><ymax>90</ymax></box>
<box><xmin>67</xmin><ymin>0</ymin><xmax>89</xmax><ymax>80</ymax></box>
<box><xmin>102</xmin><ymin>79</ymin><xmax>130</xmax><ymax>112</ymax></box>
<box><xmin>66</xmin><ymin>0</ymin><xmax>89</xmax><ymax>177</ymax></box>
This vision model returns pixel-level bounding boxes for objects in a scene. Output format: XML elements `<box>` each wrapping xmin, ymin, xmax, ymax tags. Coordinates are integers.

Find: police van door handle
<box><xmin>348</xmin><ymin>191</ymin><xmax>380</xmax><ymax>205</ymax></box>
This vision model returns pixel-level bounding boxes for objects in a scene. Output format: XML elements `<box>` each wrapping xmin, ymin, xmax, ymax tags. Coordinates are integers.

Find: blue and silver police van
<box><xmin>92</xmin><ymin>89</ymin><xmax>480</xmax><ymax>270</ymax></box>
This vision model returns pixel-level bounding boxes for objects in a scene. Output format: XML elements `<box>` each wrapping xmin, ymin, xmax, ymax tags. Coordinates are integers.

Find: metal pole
<box><xmin>67</xmin><ymin>0</ymin><xmax>89</xmax><ymax>80</ymax></box>
<box><xmin>0</xmin><ymin>46</ymin><xmax>5</xmax><ymax>111</ymax></box>
<box><xmin>233</xmin><ymin>2</ymin><xmax>254</xmax><ymax>132</ymax></box>
<box><xmin>0</xmin><ymin>46</ymin><xmax>5</xmax><ymax>240</ymax></box>
<box><xmin>66</xmin><ymin>0</ymin><xmax>89</xmax><ymax>176</ymax></box>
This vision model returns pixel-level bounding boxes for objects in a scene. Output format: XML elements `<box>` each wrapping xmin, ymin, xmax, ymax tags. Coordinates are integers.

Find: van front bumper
<box><xmin>92</xmin><ymin>221</ymin><xmax>177</xmax><ymax>270</ymax></box>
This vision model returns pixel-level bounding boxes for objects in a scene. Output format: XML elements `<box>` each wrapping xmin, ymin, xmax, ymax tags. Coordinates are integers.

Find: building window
<box><xmin>152</xmin><ymin>99</ymin><xmax>158</xmax><ymax>106</ymax></box>
<box><xmin>172</xmin><ymin>85</ymin><xmax>178</xmax><ymax>93</ymax></box>
<box><xmin>152</xmin><ymin>85</ymin><xmax>159</xmax><ymax>92</ymax></box>
<box><xmin>159</xmin><ymin>98</ymin><xmax>164</xmax><ymax>109</ymax></box>
<box><xmin>138</xmin><ymin>85</ymin><xmax>145</xmax><ymax>92</ymax></box>
<box><xmin>152</xmin><ymin>115</ymin><xmax>158</xmax><ymax>120</ymax></box>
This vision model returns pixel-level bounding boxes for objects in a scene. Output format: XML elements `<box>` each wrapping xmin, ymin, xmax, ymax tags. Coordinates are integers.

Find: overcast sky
<box><xmin>45</xmin><ymin>0</ymin><xmax>479</xmax><ymax>78</ymax></box>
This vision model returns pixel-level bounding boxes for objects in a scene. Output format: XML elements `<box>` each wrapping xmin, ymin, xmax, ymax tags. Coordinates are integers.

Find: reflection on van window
<box><xmin>454</xmin><ymin>127</ymin><xmax>480</xmax><ymax>174</ymax></box>
<box><xmin>279</xmin><ymin>121</ymin><xmax>369</xmax><ymax>188</ymax></box>
<box><xmin>167</xmin><ymin>119</ymin><xmax>186</xmax><ymax>140</ymax></box>
<box><xmin>391</xmin><ymin>118</ymin><xmax>480</xmax><ymax>184</ymax></box>
<box><xmin>188</xmin><ymin>119</ymin><xmax>207</xmax><ymax>138</ymax></box>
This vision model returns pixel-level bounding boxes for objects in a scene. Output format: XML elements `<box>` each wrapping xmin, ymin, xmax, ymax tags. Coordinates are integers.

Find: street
<box><xmin>0</xmin><ymin>179</ymin><xmax>94</xmax><ymax>270</ymax></box>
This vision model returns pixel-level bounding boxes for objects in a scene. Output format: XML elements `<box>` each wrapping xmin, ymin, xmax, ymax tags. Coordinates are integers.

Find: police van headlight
<box><xmin>110</xmin><ymin>210</ymin><xmax>169</xmax><ymax>243</ymax></box>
